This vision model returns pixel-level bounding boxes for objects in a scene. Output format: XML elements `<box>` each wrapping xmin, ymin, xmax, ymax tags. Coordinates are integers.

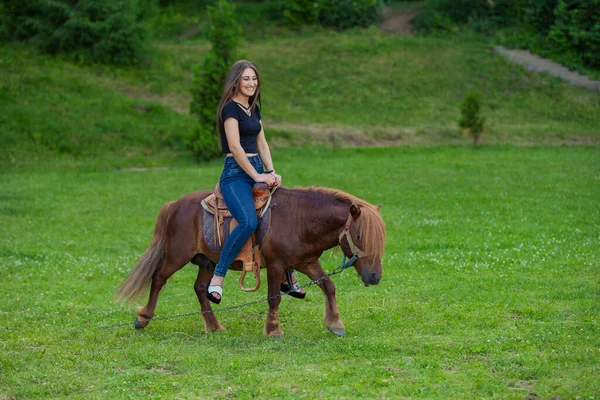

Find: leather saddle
<box><xmin>201</xmin><ymin>182</ymin><xmax>273</xmax><ymax>292</ymax></box>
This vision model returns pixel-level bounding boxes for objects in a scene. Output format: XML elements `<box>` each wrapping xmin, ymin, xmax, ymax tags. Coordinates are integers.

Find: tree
<box><xmin>188</xmin><ymin>0</ymin><xmax>241</xmax><ymax>160</ymax></box>
<box><xmin>0</xmin><ymin>0</ymin><xmax>151</xmax><ymax>65</ymax></box>
<box><xmin>459</xmin><ymin>91</ymin><xmax>485</xmax><ymax>148</ymax></box>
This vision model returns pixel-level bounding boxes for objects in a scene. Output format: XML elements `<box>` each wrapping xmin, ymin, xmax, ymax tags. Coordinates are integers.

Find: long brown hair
<box><xmin>216</xmin><ymin>60</ymin><xmax>261</xmax><ymax>144</ymax></box>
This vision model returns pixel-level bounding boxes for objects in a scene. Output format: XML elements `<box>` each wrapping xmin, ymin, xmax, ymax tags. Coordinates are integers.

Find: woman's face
<box><xmin>238</xmin><ymin>67</ymin><xmax>258</xmax><ymax>98</ymax></box>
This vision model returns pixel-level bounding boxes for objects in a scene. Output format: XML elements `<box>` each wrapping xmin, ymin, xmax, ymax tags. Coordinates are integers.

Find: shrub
<box><xmin>521</xmin><ymin>0</ymin><xmax>559</xmax><ymax>35</ymax></box>
<box><xmin>1</xmin><ymin>0</ymin><xmax>151</xmax><ymax>65</ymax></box>
<box><xmin>459</xmin><ymin>91</ymin><xmax>485</xmax><ymax>148</ymax></box>
<box><xmin>281</xmin><ymin>0</ymin><xmax>320</xmax><ymax>28</ymax></box>
<box><xmin>415</xmin><ymin>0</ymin><xmax>516</xmax><ymax>33</ymax></box>
<box><xmin>416</xmin><ymin>0</ymin><xmax>600</xmax><ymax>72</ymax></box>
<box><xmin>318</xmin><ymin>0</ymin><xmax>381</xmax><ymax>30</ymax></box>
<box><xmin>0</xmin><ymin>3</ymin><xmax>7</xmax><ymax>40</ymax></box>
<box><xmin>271</xmin><ymin>0</ymin><xmax>380</xmax><ymax>30</ymax></box>
<box><xmin>1</xmin><ymin>1</ymin><xmax>48</xmax><ymax>41</ymax></box>
<box><xmin>548</xmin><ymin>0</ymin><xmax>600</xmax><ymax>69</ymax></box>
<box><xmin>188</xmin><ymin>0</ymin><xmax>241</xmax><ymax>161</ymax></box>
<box><xmin>413</xmin><ymin>9</ymin><xmax>458</xmax><ymax>33</ymax></box>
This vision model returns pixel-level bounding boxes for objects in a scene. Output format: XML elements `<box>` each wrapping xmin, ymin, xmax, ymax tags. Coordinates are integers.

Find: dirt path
<box><xmin>379</xmin><ymin>7</ymin><xmax>600</xmax><ymax>93</ymax></box>
<box><xmin>494</xmin><ymin>46</ymin><xmax>600</xmax><ymax>92</ymax></box>
<box><xmin>380</xmin><ymin>7</ymin><xmax>420</xmax><ymax>35</ymax></box>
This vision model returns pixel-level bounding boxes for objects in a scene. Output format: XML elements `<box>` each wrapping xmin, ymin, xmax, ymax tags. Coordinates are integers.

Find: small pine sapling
<box><xmin>459</xmin><ymin>91</ymin><xmax>485</xmax><ymax>148</ymax></box>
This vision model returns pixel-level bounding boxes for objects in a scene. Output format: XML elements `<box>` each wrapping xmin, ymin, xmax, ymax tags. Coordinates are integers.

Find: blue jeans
<box><xmin>213</xmin><ymin>155</ymin><xmax>264</xmax><ymax>277</ymax></box>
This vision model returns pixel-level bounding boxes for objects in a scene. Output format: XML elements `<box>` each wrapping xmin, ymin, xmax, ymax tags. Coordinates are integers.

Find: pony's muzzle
<box><xmin>361</xmin><ymin>269</ymin><xmax>381</xmax><ymax>286</ymax></box>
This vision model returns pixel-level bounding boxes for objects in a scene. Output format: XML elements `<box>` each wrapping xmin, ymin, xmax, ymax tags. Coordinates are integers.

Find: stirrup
<box><xmin>281</xmin><ymin>270</ymin><xmax>306</xmax><ymax>299</ymax></box>
<box><xmin>207</xmin><ymin>285</ymin><xmax>223</xmax><ymax>305</ymax></box>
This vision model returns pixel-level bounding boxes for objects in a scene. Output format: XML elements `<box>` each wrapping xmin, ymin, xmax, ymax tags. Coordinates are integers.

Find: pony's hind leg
<box><xmin>135</xmin><ymin>255</ymin><xmax>188</xmax><ymax>329</ymax></box>
<box><xmin>192</xmin><ymin>255</ymin><xmax>225</xmax><ymax>332</ymax></box>
<box><xmin>298</xmin><ymin>261</ymin><xmax>346</xmax><ymax>337</ymax></box>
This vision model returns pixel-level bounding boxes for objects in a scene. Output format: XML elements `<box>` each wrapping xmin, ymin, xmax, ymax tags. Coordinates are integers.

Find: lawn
<box><xmin>1</xmin><ymin>145</ymin><xmax>599</xmax><ymax>399</ymax></box>
<box><xmin>1</xmin><ymin>2</ymin><xmax>599</xmax><ymax>397</ymax></box>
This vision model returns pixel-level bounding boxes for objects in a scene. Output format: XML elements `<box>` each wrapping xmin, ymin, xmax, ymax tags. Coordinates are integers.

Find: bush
<box><xmin>416</xmin><ymin>0</ymin><xmax>516</xmax><ymax>33</ymax></box>
<box><xmin>521</xmin><ymin>0</ymin><xmax>559</xmax><ymax>35</ymax></box>
<box><xmin>505</xmin><ymin>0</ymin><xmax>599</xmax><ymax>70</ymax></box>
<box><xmin>270</xmin><ymin>0</ymin><xmax>380</xmax><ymax>30</ymax></box>
<box><xmin>157</xmin><ymin>0</ymin><xmax>209</xmax><ymax>6</ymax></box>
<box><xmin>416</xmin><ymin>0</ymin><xmax>600</xmax><ymax>71</ymax></box>
<box><xmin>549</xmin><ymin>0</ymin><xmax>600</xmax><ymax>69</ymax></box>
<box><xmin>318</xmin><ymin>0</ymin><xmax>381</xmax><ymax>30</ymax></box>
<box><xmin>0</xmin><ymin>0</ymin><xmax>151</xmax><ymax>65</ymax></box>
<box><xmin>0</xmin><ymin>3</ymin><xmax>7</xmax><ymax>40</ymax></box>
<box><xmin>188</xmin><ymin>0</ymin><xmax>241</xmax><ymax>161</ymax></box>
<box><xmin>413</xmin><ymin>9</ymin><xmax>458</xmax><ymax>33</ymax></box>
<box><xmin>459</xmin><ymin>91</ymin><xmax>485</xmax><ymax>148</ymax></box>
<box><xmin>280</xmin><ymin>0</ymin><xmax>320</xmax><ymax>27</ymax></box>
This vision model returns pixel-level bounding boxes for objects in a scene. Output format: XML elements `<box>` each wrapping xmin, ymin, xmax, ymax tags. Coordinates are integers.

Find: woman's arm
<box><xmin>257</xmin><ymin>122</ymin><xmax>281</xmax><ymax>186</ymax></box>
<box><xmin>224</xmin><ymin>118</ymin><xmax>275</xmax><ymax>185</ymax></box>
<box><xmin>256</xmin><ymin>123</ymin><xmax>274</xmax><ymax>171</ymax></box>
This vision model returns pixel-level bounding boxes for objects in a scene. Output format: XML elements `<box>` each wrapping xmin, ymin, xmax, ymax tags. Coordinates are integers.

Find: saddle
<box><xmin>201</xmin><ymin>183</ymin><xmax>273</xmax><ymax>292</ymax></box>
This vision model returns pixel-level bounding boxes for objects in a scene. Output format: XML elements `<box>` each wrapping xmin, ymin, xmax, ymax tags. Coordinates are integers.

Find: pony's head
<box><xmin>340</xmin><ymin>201</ymin><xmax>386</xmax><ymax>286</ymax></box>
<box><xmin>291</xmin><ymin>186</ymin><xmax>387</xmax><ymax>286</ymax></box>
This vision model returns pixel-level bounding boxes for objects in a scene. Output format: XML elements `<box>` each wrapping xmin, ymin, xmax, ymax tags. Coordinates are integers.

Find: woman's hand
<box><xmin>269</xmin><ymin>171</ymin><xmax>282</xmax><ymax>187</ymax></box>
<box><xmin>255</xmin><ymin>173</ymin><xmax>277</xmax><ymax>187</ymax></box>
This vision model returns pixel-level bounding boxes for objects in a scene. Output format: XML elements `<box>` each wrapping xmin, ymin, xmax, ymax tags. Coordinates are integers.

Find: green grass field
<box><xmin>1</xmin><ymin>146</ymin><xmax>599</xmax><ymax>398</ymax></box>
<box><xmin>1</xmin><ymin>2</ymin><xmax>600</xmax><ymax>397</ymax></box>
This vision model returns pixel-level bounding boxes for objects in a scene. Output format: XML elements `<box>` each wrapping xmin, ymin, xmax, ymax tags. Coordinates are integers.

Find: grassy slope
<box><xmin>1</xmin><ymin>146</ymin><xmax>599</xmax><ymax>398</ymax></box>
<box><xmin>254</xmin><ymin>30</ymin><xmax>600</xmax><ymax>138</ymax></box>
<box><xmin>0</xmin><ymin>43</ymin><xmax>200</xmax><ymax>171</ymax></box>
<box><xmin>89</xmin><ymin>30</ymin><xmax>600</xmax><ymax>139</ymax></box>
<box><xmin>2</xmin><ymin>19</ymin><xmax>599</xmax><ymax>171</ymax></box>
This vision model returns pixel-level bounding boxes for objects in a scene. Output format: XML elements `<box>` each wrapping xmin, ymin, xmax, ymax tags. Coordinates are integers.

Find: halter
<box><xmin>338</xmin><ymin>213</ymin><xmax>367</xmax><ymax>261</ymax></box>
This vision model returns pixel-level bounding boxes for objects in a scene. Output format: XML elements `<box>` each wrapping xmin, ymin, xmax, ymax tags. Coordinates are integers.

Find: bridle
<box><xmin>337</xmin><ymin>213</ymin><xmax>367</xmax><ymax>269</ymax></box>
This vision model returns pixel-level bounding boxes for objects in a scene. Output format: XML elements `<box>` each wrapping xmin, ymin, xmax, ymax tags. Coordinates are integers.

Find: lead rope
<box><xmin>97</xmin><ymin>254</ymin><xmax>358</xmax><ymax>330</ymax></box>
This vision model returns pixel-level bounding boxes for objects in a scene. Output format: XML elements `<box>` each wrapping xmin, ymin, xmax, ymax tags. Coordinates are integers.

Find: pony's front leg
<box><xmin>300</xmin><ymin>261</ymin><xmax>345</xmax><ymax>337</ymax></box>
<box><xmin>264</xmin><ymin>263</ymin><xmax>284</xmax><ymax>338</ymax></box>
<box><xmin>194</xmin><ymin>265</ymin><xmax>225</xmax><ymax>332</ymax></box>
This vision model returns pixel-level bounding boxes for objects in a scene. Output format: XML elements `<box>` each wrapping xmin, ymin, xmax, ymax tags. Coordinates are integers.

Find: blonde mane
<box><xmin>294</xmin><ymin>187</ymin><xmax>386</xmax><ymax>257</ymax></box>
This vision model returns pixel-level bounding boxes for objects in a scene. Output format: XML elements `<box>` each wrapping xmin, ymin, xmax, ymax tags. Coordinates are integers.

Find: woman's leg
<box><xmin>209</xmin><ymin>177</ymin><xmax>258</xmax><ymax>301</ymax></box>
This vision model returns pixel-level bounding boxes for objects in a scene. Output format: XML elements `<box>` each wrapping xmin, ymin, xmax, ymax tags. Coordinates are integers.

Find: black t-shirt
<box><xmin>220</xmin><ymin>101</ymin><xmax>262</xmax><ymax>154</ymax></box>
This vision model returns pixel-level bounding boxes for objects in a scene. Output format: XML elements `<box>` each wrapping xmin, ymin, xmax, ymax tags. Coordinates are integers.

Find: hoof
<box><xmin>265</xmin><ymin>328</ymin><xmax>284</xmax><ymax>339</ymax></box>
<box><xmin>269</xmin><ymin>334</ymin><xmax>284</xmax><ymax>340</ymax></box>
<box><xmin>134</xmin><ymin>317</ymin><xmax>150</xmax><ymax>330</ymax></box>
<box><xmin>329</xmin><ymin>328</ymin><xmax>346</xmax><ymax>337</ymax></box>
<box><xmin>206</xmin><ymin>324</ymin><xmax>226</xmax><ymax>333</ymax></box>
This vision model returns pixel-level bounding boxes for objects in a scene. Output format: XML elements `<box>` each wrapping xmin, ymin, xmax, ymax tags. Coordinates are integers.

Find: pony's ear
<box><xmin>375</xmin><ymin>204</ymin><xmax>382</xmax><ymax>211</ymax></box>
<box><xmin>350</xmin><ymin>204</ymin><xmax>361</xmax><ymax>218</ymax></box>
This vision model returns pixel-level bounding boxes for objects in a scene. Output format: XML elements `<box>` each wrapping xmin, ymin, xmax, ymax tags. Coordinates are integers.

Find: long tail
<box><xmin>116</xmin><ymin>201</ymin><xmax>175</xmax><ymax>302</ymax></box>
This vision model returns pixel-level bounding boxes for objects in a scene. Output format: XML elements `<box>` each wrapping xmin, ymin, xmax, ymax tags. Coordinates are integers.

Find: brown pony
<box><xmin>117</xmin><ymin>186</ymin><xmax>386</xmax><ymax>337</ymax></box>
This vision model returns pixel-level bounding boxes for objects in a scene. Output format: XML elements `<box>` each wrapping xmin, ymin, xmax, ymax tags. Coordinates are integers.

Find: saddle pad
<box><xmin>202</xmin><ymin>208</ymin><xmax>271</xmax><ymax>254</ymax></box>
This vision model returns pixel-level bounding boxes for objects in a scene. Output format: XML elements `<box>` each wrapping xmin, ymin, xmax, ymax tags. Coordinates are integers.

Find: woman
<box><xmin>207</xmin><ymin>60</ymin><xmax>305</xmax><ymax>304</ymax></box>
